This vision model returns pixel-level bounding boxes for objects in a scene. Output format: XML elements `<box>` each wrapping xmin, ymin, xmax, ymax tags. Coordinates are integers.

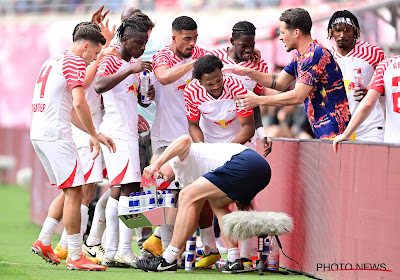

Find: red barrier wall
<box><xmin>3</xmin><ymin>125</ymin><xmax>395</xmax><ymax>279</ymax></box>
<box><xmin>253</xmin><ymin>139</ymin><xmax>400</xmax><ymax>280</ymax></box>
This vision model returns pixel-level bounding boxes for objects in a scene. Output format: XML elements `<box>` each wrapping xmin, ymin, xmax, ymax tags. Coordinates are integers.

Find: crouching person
<box><xmin>136</xmin><ymin>134</ymin><xmax>271</xmax><ymax>273</ymax></box>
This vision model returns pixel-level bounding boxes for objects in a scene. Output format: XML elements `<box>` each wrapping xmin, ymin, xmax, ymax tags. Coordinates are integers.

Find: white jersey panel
<box><xmin>169</xmin><ymin>142</ymin><xmax>248</xmax><ymax>187</ymax></box>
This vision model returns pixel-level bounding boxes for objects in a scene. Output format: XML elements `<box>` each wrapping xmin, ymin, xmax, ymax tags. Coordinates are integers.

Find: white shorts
<box><xmin>31</xmin><ymin>139</ymin><xmax>85</xmax><ymax>189</ymax></box>
<box><xmin>78</xmin><ymin>146</ymin><xmax>105</xmax><ymax>185</ymax></box>
<box><xmin>101</xmin><ymin>138</ymin><xmax>141</xmax><ymax>187</ymax></box>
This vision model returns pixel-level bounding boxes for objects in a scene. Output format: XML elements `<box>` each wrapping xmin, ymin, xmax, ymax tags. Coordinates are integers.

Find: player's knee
<box><xmin>178</xmin><ymin>187</ymin><xmax>198</xmax><ymax>206</ymax></box>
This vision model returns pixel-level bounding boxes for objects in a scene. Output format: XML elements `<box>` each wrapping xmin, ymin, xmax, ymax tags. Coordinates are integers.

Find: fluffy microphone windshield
<box><xmin>222</xmin><ymin>211</ymin><xmax>293</xmax><ymax>241</ymax></box>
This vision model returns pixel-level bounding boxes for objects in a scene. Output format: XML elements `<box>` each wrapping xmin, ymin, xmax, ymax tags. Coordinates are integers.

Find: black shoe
<box><xmin>136</xmin><ymin>256</ymin><xmax>177</xmax><ymax>273</ymax></box>
<box><xmin>220</xmin><ymin>259</ymin><xmax>245</xmax><ymax>274</ymax></box>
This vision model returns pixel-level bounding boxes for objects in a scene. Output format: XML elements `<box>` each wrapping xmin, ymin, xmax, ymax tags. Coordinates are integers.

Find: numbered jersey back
<box><xmin>369</xmin><ymin>55</ymin><xmax>400</xmax><ymax>143</ymax></box>
<box><xmin>30</xmin><ymin>50</ymin><xmax>86</xmax><ymax>141</ymax></box>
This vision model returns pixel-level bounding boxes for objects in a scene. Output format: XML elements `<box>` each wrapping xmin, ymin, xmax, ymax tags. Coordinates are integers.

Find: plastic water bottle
<box><xmin>354</xmin><ymin>68</ymin><xmax>363</xmax><ymax>88</ymax></box>
<box><xmin>165</xmin><ymin>190</ymin><xmax>175</xmax><ymax>208</ymax></box>
<box><xmin>147</xmin><ymin>190</ymin><xmax>156</xmax><ymax>210</ymax></box>
<box><xmin>215</xmin><ymin>259</ymin><xmax>227</xmax><ymax>269</ymax></box>
<box><xmin>267</xmin><ymin>236</ymin><xmax>279</xmax><ymax>270</ymax></box>
<box><xmin>140</xmin><ymin>191</ymin><xmax>147</xmax><ymax>212</ymax></box>
<box><xmin>128</xmin><ymin>192</ymin><xmax>135</xmax><ymax>213</ymax></box>
<box><xmin>133</xmin><ymin>192</ymin><xmax>140</xmax><ymax>212</ymax></box>
<box><xmin>185</xmin><ymin>237</ymin><xmax>196</xmax><ymax>271</ymax></box>
<box><xmin>157</xmin><ymin>191</ymin><xmax>164</xmax><ymax>207</ymax></box>
<box><xmin>262</xmin><ymin>238</ymin><xmax>270</xmax><ymax>269</ymax></box>
<box><xmin>140</xmin><ymin>71</ymin><xmax>151</xmax><ymax>104</ymax></box>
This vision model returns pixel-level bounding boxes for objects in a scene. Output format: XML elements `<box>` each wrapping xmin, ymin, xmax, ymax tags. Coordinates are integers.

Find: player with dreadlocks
<box><xmin>328</xmin><ymin>10</ymin><xmax>386</xmax><ymax>142</ymax></box>
<box><xmin>94</xmin><ymin>17</ymin><xmax>153</xmax><ymax>268</ymax></box>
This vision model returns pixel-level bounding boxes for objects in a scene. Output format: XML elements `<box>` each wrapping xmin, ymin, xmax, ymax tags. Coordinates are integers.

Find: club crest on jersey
<box><xmin>126</xmin><ymin>82</ymin><xmax>138</xmax><ymax>95</ymax></box>
<box><xmin>175</xmin><ymin>79</ymin><xmax>191</xmax><ymax>92</ymax></box>
<box><xmin>77</xmin><ymin>70</ymin><xmax>85</xmax><ymax>79</ymax></box>
<box><xmin>214</xmin><ymin>118</ymin><xmax>235</xmax><ymax>128</ymax></box>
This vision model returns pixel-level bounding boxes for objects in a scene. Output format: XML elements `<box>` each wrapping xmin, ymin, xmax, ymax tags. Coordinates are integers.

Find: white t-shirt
<box><xmin>97</xmin><ymin>47</ymin><xmax>139</xmax><ymax>140</ymax></box>
<box><xmin>184</xmin><ymin>75</ymin><xmax>253</xmax><ymax>143</ymax></box>
<box><xmin>331</xmin><ymin>41</ymin><xmax>386</xmax><ymax>140</ymax></box>
<box><xmin>151</xmin><ymin>45</ymin><xmax>207</xmax><ymax>144</ymax></box>
<box><xmin>31</xmin><ymin>50</ymin><xmax>86</xmax><ymax>141</ymax></box>
<box><xmin>168</xmin><ymin>142</ymin><xmax>248</xmax><ymax>187</ymax></box>
<box><xmin>368</xmin><ymin>56</ymin><xmax>400</xmax><ymax>144</ymax></box>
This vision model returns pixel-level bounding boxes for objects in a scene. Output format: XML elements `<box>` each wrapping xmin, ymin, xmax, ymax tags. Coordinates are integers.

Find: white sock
<box><xmin>118</xmin><ymin>196</ymin><xmax>133</xmax><ymax>255</ymax></box>
<box><xmin>154</xmin><ymin>226</ymin><xmax>161</xmax><ymax>238</ymax></box>
<box><xmin>102</xmin><ymin>230</ymin><xmax>106</xmax><ymax>244</ymax></box>
<box><xmin>59</xmin><ymin>228</ymin><xmax>68</xmax><ymax>249</ymax></box>
<box><xmin>67</xmin><ymin>233</ymin><xmax>82</xmax><ymax>261</ymax></box>
<box><xmin>86</xmin><ymin>189</ymin><xmax>109</xmax><ymax>246</ymax></box>
<box><xmin>104</xmin><ymin>197</ymin><xmax>119</xmax><ymax>259</ymax></box>
<box><xmin>38</xmin><ymin>217</ymin><xmax>59</xmax><ymax>246</ymax></box>
<box><xmin>160</xmin><ymin>224</ymin><xmax>174</xmax><ymax>250</ymax></box>
<box><xmin>227</xmin><ymin>247</ymin><xmax>240</xmax><ymax>262</ymax></box>
<box><xmin>162</xmin><ymin>245</ymin><xmax>180</xmax><ymax>264</ymax></box>
<box><xmin>240</xmin><ymin>238</ymin><xmax>252</xmax><ymax>260</ymax></box>
<box><xmin>80</xmin><ymin>204</ymin><xmax>89</xmax><ymax>237</ymax></box>
<box><xmin>200</xmin><ymin>226</ymin><xmax>218</xmax><ymax>253</ymax></box>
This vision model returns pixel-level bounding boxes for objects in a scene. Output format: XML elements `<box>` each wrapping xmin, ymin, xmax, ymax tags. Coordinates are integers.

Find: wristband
<box><xmin>256</xmin><ymin>127</ymin><xmax>267</xmax><ymax>141</ymax></box>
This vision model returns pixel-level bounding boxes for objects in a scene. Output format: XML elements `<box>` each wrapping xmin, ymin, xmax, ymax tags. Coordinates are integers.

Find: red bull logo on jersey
<box><xmin>175</xmin><ymin>79</ymin><xmax>191</xmax><ymax>92</ymax></box>
<box><xmin>126</xmin><ymin>82</ymin><xmax>138</xmax><ymax>95</ymax></box>
<box><xmin>214</xmin><ymin>118</ymin><xmax>235</xmax><ymax>128</ymax></box>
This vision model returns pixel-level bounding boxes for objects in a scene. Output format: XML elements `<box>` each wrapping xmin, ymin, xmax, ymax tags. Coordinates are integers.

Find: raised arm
<box><xmin>154</xmin><ymin>61</ymin><xmax>196</xmax><ymax>85</ymax></box>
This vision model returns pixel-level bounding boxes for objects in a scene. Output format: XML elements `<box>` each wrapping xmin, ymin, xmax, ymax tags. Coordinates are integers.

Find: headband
<box><xmin>331</xmin><ymin>17</ymin><xmax>355</xmax><ymax>27</ymax></box>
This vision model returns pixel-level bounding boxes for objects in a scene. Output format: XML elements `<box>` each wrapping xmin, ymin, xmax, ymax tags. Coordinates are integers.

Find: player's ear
<box><xmin>83</xmin><ymin>42</ymin><xmax>89</xmax><ymax>51</ymax></box>
<box><xmin>230</xmin><ymin>37</ymin><xmax>234</xmax><ymax>46</ymax></box>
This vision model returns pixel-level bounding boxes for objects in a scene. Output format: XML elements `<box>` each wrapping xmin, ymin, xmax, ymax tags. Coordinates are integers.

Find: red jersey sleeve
<box><xmin>153</xmin><ymin>49</ymin><xmax>173</xmax><ymax>70</ymax></box>
<box><xmin>368</xmin><ymin>59</ymin><xmax>390</xmax><ymax>95</ymax></box>
<box><xmin>97</xmin><ymin>55</ymin><xmax>123</xmax><ymax>76</ymax></box>
<box><xmin>62</xmin><ymin>52</ymin><xmax>86</xmax><ymax>90</ymax></box>
<box><xmin>184</xmin><ymin>80</ymin><xmax>201</xmax><ymax>121</ymax></box>
<box><xmin>253</xmin><ymin>59</ymin><xmax>268</xmax><ymax>94</ymax></box>
<box><xmin>227</xmin><ymin>76</ymin><xmax>253</xmax><ymax>117</ymax></box>
<box><xmin>191</xmin><ymin>46</ymin><xmax>209</xmax><ymax>59</ymax></box>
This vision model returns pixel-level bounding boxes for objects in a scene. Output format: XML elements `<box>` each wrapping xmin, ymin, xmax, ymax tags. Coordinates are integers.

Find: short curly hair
<box><xmin>192</xmin><ymin>55</ymin><xmax>223</xmax><ymax>80</ymax></box>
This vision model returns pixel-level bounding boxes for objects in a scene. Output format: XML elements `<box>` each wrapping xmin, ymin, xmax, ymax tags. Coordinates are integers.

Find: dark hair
<box><xmin>279</xmin><ymin>8</ymin><xmax>312</xmax><ymax>35</ymax></box>
<box><xmin>72</xmin><ymin>22</ymin><xmax>106</xmax><ymax>45</ymax></box>
<box><xmin>130</xmin><ymin>12</ymin><xmax>155</xmax><ymax>31</ymax></box>
<box><xmin>192</xmin><ymin>55</ymin><xmax>223</xmax><ymax>80</ymax></box>
<box><xmin>327</xmin><ymin>10</ymin><xmax>360</xmax><ymax>39</ymax></box>
<box><xmin>172</xmin><ymin>16</ymin><xmax>197</xmax><ymax>32</ymax></box>
<box><xmin>121</xmin><ymin>7</ymin><xmax>142</xmax><ymax>22</ymax></box>
<box><xmin>115</xmin><ymin>18</ymin><xmax>148</xmax><ymax>43</ymax></box>
<box><xmin>232</xmin><ymin>21</ymin><xmax>256</xmax><ymax>40</ymax></box>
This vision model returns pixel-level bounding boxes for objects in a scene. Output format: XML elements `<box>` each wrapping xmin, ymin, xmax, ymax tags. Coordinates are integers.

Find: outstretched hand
<box><xmin>91</xmin><ymin>6</ymin><xmax>109</xmax><ymax>25</ymax></box>
<box><xmin>332</xmin><ymin>134</ymin><xmax>349</xmax><ymax>153</ymax></box>
<box><xmin>235</xmin><ymin>90</ymin><xmax>260</xmax><ymax>110</ymax></box>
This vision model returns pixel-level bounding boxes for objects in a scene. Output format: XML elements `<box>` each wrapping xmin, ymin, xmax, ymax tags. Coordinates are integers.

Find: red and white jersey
<box><xmin>31</xmin><ymin>50</ymin><xmax>86</xmax><ymax>141</ymax></box>
<box><xmin>97</xmin><ymin>49</ymin><xmax>140</xmax><ymax>140</ymax></box>
<box><xmin>368</xmin><ymin>56</ymin><xmax>400</xmax><ymax>143</ymax></box>
<box><xmin>184</xmin><ymin>75</ymin><xmax>253</xmax><ymax>143</ymax></box>
<box><xmin>151</xmin><ymin>45</ymin><xmax>207</xmax><ymax>144</ymax></box>
<box><xmin>210</xmin><ymin>48</ymin><xmax>268</xmax><ymax>94</ymax></box>
<box><xmin>331</xmin><ymin>41</ymin><xmax>386</xmax><ymax>140</ymax></box>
